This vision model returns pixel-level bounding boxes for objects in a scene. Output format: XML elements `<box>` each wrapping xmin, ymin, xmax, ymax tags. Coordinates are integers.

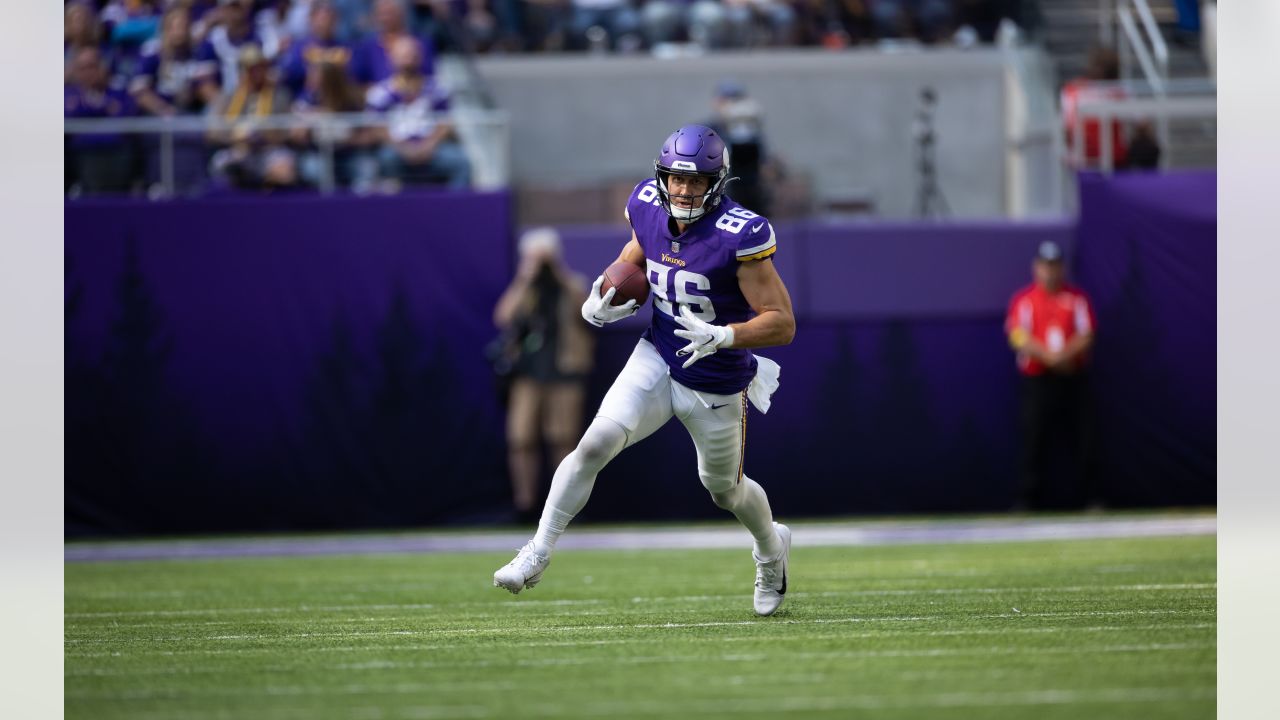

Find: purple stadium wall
<box><xmin>64</xmin><ymin>174</ymin><xmax>1215</xmax><ymax>536</ymax></box>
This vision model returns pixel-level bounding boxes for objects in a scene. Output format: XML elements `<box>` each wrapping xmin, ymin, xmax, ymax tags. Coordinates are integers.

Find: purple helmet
<box><xmin>654</xmin><ymin>124</ymin><xmax>732</xmax><ymax>223</ymax></box>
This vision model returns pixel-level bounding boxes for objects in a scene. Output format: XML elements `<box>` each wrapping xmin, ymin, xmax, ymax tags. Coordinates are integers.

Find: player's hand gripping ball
<box><xmin>581</xmin><ymin>262</ymin><xmax>646</xmax><ymax>327</ymax></box>
<box><xmin>601</xmin><ymin>261</ymin><xmax>650</xmax><ymax>307</ymax></box>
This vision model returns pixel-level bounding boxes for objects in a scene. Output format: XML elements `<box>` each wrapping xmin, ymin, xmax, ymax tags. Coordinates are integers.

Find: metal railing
<box><xmin>64</xmin><ymin>109</ymin><xmax>510</xmax><ymax>196</ymax></box>
<box><xmin>1100</xmin><ymin>0</ymin><xmax>1169</xmax><ymax>85</ymax></box>
<box><xmin>1067</xmin><ymin>78</ymin><xmax>1215</xmax><ymax>172</ymax></box>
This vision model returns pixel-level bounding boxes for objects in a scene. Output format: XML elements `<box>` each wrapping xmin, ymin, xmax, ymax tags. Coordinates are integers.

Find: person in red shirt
<box><xmin>1061</xmin><ymin>47</ymin><xmax>1129</xmax><ymax>170</ymax></box>
<box><xmin>1005</xmin><ymin>241</ymin><xmax>1101</xmax><ymax>510</ymax></box>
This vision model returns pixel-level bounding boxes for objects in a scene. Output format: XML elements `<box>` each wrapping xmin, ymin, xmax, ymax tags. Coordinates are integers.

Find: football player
<box><xmin>493</xmin><ymin>125</ymin><xmax>796</xmax><ymax>616</ymax></box>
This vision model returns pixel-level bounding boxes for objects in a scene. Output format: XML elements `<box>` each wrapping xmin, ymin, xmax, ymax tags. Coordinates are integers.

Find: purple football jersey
<box><xmin>625</xmin><ymin>179</ymin><xmax>778</xmax><ymax>395</ymax></box>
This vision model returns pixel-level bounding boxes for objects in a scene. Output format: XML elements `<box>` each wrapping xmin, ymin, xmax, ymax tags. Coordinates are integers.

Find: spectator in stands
<box><xmin>1005</xmin><ymin>240</ymin><xmax>1101</xmax><ymax>511</ymax></box>
<box><xmin>328</xmin><ymin>0</ymin><xmax>375</xmax><ymax>42</ymax></box>
<box><xmin>65</xmin><ymin>46</ymin><xmax>140</xmax><ymax>195</ymax></box>
<box><xmin>722</xmin><ymin>0</ymin><xmax>798</xmax><ymax>48</ymax></box>
<box><xmin>953</xmin><ymin>0</ymin><xmax>1002</xmax><ymax>44</ymax></box>
<box><xmin>1061</xmin><ymin>47</ymin><xmax>1128</xmax><ymax>169</ymax></box>
<box><xmin>1126</xmin><ymin>120</ymin><xmax>1161</xmax><ymax>170</ymax></box>
<box><xmin>792</xmin><ymin>0</ymin><xmax>873</xmax><ymax>49</ymax></box>
<box><xmin>706</xmin><ymin>80</ymin><xmax>771</xmax><ymax>214</ymax></box>
<box><xmin>101</xmin><ymin>1</ymin><xmax>162</xmax><ymax>49</ymax></box>
<box><xmin>871</xmin><ymin>0</ymin><xmax>954</xmax><ymax>44</ymax></box>
<box><xmin>277</xmin><ymin>0</ymin><xmax>317</xmax><ymax>40</ymax></box>
<box><xmin>351</xmin><ymin>0</ymin><xmax>436</xmax><ymax>86</ymax></box>
<box><xmin>502</xmin><ymin>0</ymin><xmax>573</xmax><ymax>52</ymax></box>
<box><xmin>100</xmin><ymin>1</ymin><xmax>163</xmax><ymax>88</ymax></box>
<box><xmin>1172</xmin><ymin>0</ymin><xmax>1201</xmax><ymax>47</ymax></box>
<box><xmin>367</xmin><ymin>35</ymin><xmax>471</xmax><ymax>188</ymax></box>
<box><xmin>640</xmin><ymin>0</ymin><xmax>791</xmax><ymax>50</ymax></box>
<box><xmin>453</xmin><ymin>0</ymin><xmax>504</xmax><ymax>53</ymax></box>
<box><xmin>207</xmin><ymin>45</ymin><xmax>297</xmax><ymax>190</ymax></box>
<box><xmin>406</xmin><ymin>0</ymin><xmax>471</xmax><ymax>53</ymax></box>
<box><xmin>492</xmin><ymin>228</ymin><xmax>594</xmax><ymax>523</ymax></box>
<box><xmin>254</xmin><ymin>0</ymin><xmax>303</xmax><ymax>59</ymax></box>
<box><xmin>567</xmin><ymin>0</ymin><xmax>642</xmax><ymax>52</ymax></box>
<box><xmin>291</xmin><ymin>59</ymin><xmax>381</xmax><ymax>191</ymax></box>
<box><xmin>65</xmin><ymin>2</ymin><xmax>107</xmax><ymax>83</ymax></box>
<box><xmin>131</xmin><ymin>4</ymin><xmax>212</xmax><ymax>115</ymax></box>
<box><xmin>279</xmin><ymin>1</ymin><xmax>353</xmax><ymax>95</ymax></box>
<box><xmin>189</xmin><ymin>0</ymin><xmax>227</xmax><ymax>46</ymax></box>
<box><xmin>195</xmin><ymin>0</ymin><xmax>275</xmax><ymax>99</ymax></box>
<box><xmin>637</xmin><ymin>0</ymin><xmax>683</xmax><ymax>47</ymax></box>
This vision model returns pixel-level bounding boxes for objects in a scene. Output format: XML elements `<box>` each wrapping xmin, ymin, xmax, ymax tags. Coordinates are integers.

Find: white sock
<box><xmin>530</xmin><ymin>417</ymin><xmax>626</xmax><ymax>556</ymax></box>
<box><xmin>712</xmin><ymin>475</ymin><xmax>781</xmax><ymax>560</ymax></box>
<box><xmin>740</xmin><ymin>477</ymin><xmax>783</xmax><ymax>560</ymax></box>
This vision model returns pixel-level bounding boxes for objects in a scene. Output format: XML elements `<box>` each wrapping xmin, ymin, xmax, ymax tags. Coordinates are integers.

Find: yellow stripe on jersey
<box><xmin>737</xmin><ymin>245</ymin><xmax>777</xmax><ymax>262</ymax></box>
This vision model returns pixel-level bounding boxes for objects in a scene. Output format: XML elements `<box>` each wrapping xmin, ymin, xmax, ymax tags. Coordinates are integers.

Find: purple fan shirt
<box><xmin>351</xmin><ymin>34</ymin><xmax>435</xmax><ymax>85</ymax></box>
<box><xmin>130</xmin><ymin>42</ymin><xmax>204</xmax><ymax>112</ymax></box>
<box><xmin>65</xmin><ymin>84</ymin><xmax>136</xmax><ymax>148</ymax></box>
<box><xmin>280</xmin><ymin>37</ymin><xmax>352</xmax><ymax>95</ymax></box>
<box><xmin>625</xmin><ymin>179</ymin><xmax>779</xmax><ymax>395</ymax></box>
<box><xmin>366</xmin><ymin>78</ymin><xmax>450</xmax><ymax>142</ymax></box>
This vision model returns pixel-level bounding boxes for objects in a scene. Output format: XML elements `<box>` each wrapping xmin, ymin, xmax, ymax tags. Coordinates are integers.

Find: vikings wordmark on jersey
<box><xmin>624</xmin><ymin>179</ymin><xmax>778</xmax><ymax>396</ymax></box>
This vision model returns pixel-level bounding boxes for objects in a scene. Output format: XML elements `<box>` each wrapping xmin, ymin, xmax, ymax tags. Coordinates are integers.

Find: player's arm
<box><xmin>729</xmin><ymin>258</ymin><xmax>796</xmax><ymax>349</ymax></box>
<box><xmin>614</xmin><ymin>231</ymin><xmax>645</xmax><ymax>267</ymax></box>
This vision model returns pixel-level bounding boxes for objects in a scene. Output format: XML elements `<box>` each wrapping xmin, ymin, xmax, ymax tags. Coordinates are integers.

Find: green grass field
<box><xmin>65</xmin><ymin>531</ymin><xmax>1215</xmax><ymax>719</ymax></box>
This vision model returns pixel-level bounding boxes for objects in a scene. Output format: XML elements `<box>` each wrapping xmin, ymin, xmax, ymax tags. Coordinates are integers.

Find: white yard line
<box><xmin>64</xmin><ymin>622</ymin><xmax>1215</xmax><ymax>666</ymax></box>
<box><xmin>64</xmin><ymin>582</ymin><xmax>1214</xmax><ymax>621</ymax></box>
<box><xmin>65</xmin><ymin>607</ymin><xmax>1216</xmax><ymax>644</ymax></box>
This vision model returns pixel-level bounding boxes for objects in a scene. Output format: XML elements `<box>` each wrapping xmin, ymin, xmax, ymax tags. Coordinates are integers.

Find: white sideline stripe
<box><xmin>63</xmin><ymin>608</ymin><xmax>1214</xmax><ymax>647</ymax></box>
<box><xmin>79</xmin><ymin>688</ymin><xmax>1218</xmax><ymax>720</ymax></box>
<box><xmin>64</xmin><ymin>623</ymin><xmax>1215</xmax><ymax>665</ymax></box>
<box><xmin>63</xmin><ymin>582</ymin><xmax>1214</xmax><ymax>620</ymax></box>
<box><xmin>66</xmin><ymin>683</ymin><xmax>1214</xmax><ymax>708</ymax></box>
<box><xmin>63</xmin><ymin>514</ymin><xmax>1217</xmax><ymax>561</ymax></box>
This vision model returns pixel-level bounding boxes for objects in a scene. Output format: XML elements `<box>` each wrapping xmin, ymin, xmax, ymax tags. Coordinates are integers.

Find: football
<box><xmin>601</xmin><ymin>261</ymin><xmax>650</xmax><ymax>307</ymax></box>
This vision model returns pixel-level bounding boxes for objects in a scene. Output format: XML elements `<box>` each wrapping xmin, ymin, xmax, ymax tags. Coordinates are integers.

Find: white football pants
<box><xmin>534</xmin><ymin>338</ymin><xmax>780</xmax><ymax>557</ymax></box>
<box><xmin>597</xmin><ymin>338</ymin><xmax>749</xmax><ymax>493</ymax></box>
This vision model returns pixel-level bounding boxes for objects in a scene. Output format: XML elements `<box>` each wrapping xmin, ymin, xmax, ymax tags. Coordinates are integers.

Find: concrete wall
<box><xmin>472</xmin><ymin>48</ymin><xmax>1011</xmax><ymax>219</ymax></box>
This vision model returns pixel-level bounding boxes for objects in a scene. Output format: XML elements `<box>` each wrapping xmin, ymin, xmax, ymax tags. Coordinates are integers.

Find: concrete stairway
<box><xmin>1034</xmin><ymin>0</ymin><xmax>1214</xmax><ymax>169</ymax></box>
<box><xmin>1035</xmin><ymin>0</ymin><xmax>1208</xmax><ymax>83</ymax></box>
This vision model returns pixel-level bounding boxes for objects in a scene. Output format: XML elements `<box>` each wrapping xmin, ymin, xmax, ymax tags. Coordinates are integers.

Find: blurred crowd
<box><xmin>64</xmin><ymin>0</ymin><xmax>1033</xmax><ymax>196</ymax></box>
<box><xmin>66</xmin><ymin>0</ymin><xmax>475</xmax><ymax>196</ymax></box>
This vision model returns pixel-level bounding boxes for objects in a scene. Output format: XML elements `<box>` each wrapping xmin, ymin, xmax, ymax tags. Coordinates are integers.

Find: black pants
<box><xmin>1019</xmin><ymin>372</ymin><xmax>1100</xmax><ymax>509</ymax></box>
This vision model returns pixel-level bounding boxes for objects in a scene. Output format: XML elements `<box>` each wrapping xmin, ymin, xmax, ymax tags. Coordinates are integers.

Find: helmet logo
<box><xmin>669</xmin><ymin>160</ymin><xmax>697</xmax><ymax>171</ymax></box>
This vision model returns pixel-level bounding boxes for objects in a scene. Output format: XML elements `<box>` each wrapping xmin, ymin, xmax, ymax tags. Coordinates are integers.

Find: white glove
<box><xmin>581</xmin><ymin>275</ymin><xmax>639</xmax><ymax>328</ymax></box>
<box><xmin>673</xmin><ymin>304</ymin><xmax>735</xmax><ymax>368</ymax></box>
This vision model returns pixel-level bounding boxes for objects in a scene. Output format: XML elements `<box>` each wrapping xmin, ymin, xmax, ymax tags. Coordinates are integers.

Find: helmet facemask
<box><xmin>654</xmin><ymin>162</ymin><xmax>730</xmax><ymax>223</ymax></box>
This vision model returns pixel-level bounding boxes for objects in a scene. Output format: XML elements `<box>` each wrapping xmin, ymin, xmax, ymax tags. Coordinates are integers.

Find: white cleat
<box><xmin>753</xmin><ymin>523</ymin><xmax>791</xmax><ymax>616</ymax></box>
<box><xmin>493</xmin><ymin>542</ymin><xmax>550</xmax><ymax>594</ymax></box>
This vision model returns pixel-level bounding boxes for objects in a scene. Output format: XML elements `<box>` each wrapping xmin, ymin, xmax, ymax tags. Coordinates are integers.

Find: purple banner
<box><xmin>66</xmin><ymin>192</ymin><xmax>515</xmax><ymax>535</ymax></box>
<box><xmin>1073</xmin><ymin>171</ymin><xmax>1216</xmax><ymax>504</ymax></box>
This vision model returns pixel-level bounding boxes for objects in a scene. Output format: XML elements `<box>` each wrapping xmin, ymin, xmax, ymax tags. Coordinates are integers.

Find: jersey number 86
<box><xmin>646</xmin><ymin>260</ymin><xmax>716</xmax><ymax>322</ymax></box>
